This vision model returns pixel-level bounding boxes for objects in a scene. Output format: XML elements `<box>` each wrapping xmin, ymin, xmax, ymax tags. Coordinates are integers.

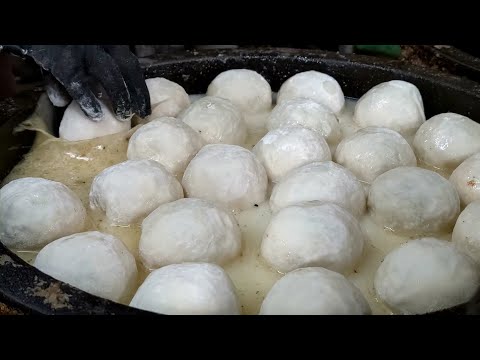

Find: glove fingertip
<box><xmin>88</xmin><ymin>111</ymin><xmax>105</xmax><ymax>122</ymax></box>
<box><xmin>46</xmin><ymin>85</ymin><xmax>70</xmax><ymax>107</ymax></box>
<box><xmin>132</xmin><ymin>90</ymin><xmax>152</xmax><ymax>119</ymax></box>
<box><xmin>78</xmin><ymin>100</ymin><xmax>104</xmax><ymax>121</ymax></box>
<box><xmin>115</xmin><ymin>109</ymin><xmax>134</xmax><ymax>122</ymax></box>
<box><xmin>134</xmin><ymin>101</ymin><xmax>151</xmax><ymax>119</ymax></box>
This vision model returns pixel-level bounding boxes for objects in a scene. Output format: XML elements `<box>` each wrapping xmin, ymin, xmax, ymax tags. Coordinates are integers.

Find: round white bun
<box><xmin>0</xmin><ymin>177</ymin><xmax>86</xmax><ymax>250</ymax></box>
<box><xmin>413</xmin><ymin>112</ymin><xmax>480</xmax><ymax>170</ymax></box>
<box><xmin>252</xmin><ymin>126</ymin><xmax>331</xmax><ymax>182</ymax></box>
<box><xmin>59</xmin><ymin>101</ymin><xmax>131</xmax><ymax>141</ymax></box>
<box><xmin>267</xmin><ymin>98</ymin><xmax>341</xmax><ymax>146</ymax></box>
<box><xmin>139</xmin><ymin>198</ymin><xmax>241</xmax><ymax>269</ymax></box>
<box><xmin>368</xmin><ymin>166</ymin><xmax>460</xmax><ymax>235</ymax></box>
<box><xmin>276</xmin><ymin>71</ymin><xmax>345</xmax><ymax>115</ymax></box>
<box><xmin>34</xmin><ymin>231</ymin><xmax>138</xmax><ymax>303</ymax></box>
<box><xmin>261</xmin><ymin>202</ymin><xmax>365</xmax><ymax>275</ymax></box>
<box><xmin>269</xmin><ymin>161</ymin><xmax>366</xmax><ymax>217</ymax></box>
<box><xmin>89</xmin><ymin>159</ymin><xmax>184</xmax><ymax>225</ymax></box>
<box><xmin>334</xmin><ymin>127</ymin><xmax>417</xmax><ymax>184</ymax></box>
<box><xmin>182</xmin><ymin>144</ymin><xmax>268</xmax><ymax>211</ymax></box>
<box><xmin>179</xmin><ymin>96</ymin><xmax>247</xmax><ymax>146</ymax></box>
<box><xmin>127</xmin><ymin>117</ymin><xmax>205</xmax><ymax>178</ymax></box>
<box><xmin>260</xmin><ymin>267</ymin><xmax>371</xmax><ymax>315</ymax></box>
<box><xmin>374</xmin><ymin>237</ymin><xmax>480</xmax><ymax>314</ymax></box>
<box><xmin>353</xmin><ymin>80</ymin><xmax>425</xmax><ymax>137</ymax></box>
<box><xmin>130</xmin><ymin>262</ymin><xmax>240</xmax><ymax>315</ymax></box>
<box><xmin>146</xmin><ymin>77</ymin><xmax>190</xmax><ymax>118</ymax></box>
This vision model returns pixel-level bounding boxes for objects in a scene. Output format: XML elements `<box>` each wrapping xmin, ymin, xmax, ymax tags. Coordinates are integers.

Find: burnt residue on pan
<box><xmin>0</xmin><ymin>245</ymin><xmax>147</xmax><ymax>315</ymax></box>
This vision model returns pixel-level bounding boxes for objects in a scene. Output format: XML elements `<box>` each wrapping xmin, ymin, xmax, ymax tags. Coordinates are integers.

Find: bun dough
<box><xmin>146</xmin><ymin>77</ymin><xmax>190</xmax><ymax>118</ymax></box>
<box><xmin>374</xmin><ymin>238</ymin><xmax>480</xmax><ymax>314</ymax></box>
<box><xmin>260</xmin><ymin>267</ymin><xmax>371</xmax><ymax>315</ymax></box>
<box><xmin>127</xmin><ymin>117</ymin><xmax>205</xmax><ymax>177</ymax></box>
<box><xmin>59</xmin><ymin>101</ymin><xmax>131</xmax><ymax>141</ymax></box>
<box><xmin>269</xmin><ymin>161</ymin><xmax>366</xmax><ymax>217</ymax></box>
<box><xmin>182</xmin><ymin>144</ymin><xmax>268</xmax><ymax>211</ymax></box>
<box><xmin>139</xmin><ymin>198</ymin><xmax>241</xmax><ymax>269</ymax></box>
<box><xmin>368</xmin><ymin>167</ymin><xmax>460</xmax><ymax>235</ymax></box>
<box><xmin>449</xmin><ymin>152</ymin><xmax>480</xmax><ymax>206</ymax></box>
<box><xmin>89</xmin><ymin>160</ymin><xmax>184</xmax><ymax>225</ymax></box>
<box><xmin>179</xmin><ymin>96</ymin><xmax>247</xmax><ymax>145</ymax></box>
<box><xmin>413</xmin><ymin>113</ymin><xmax>480</xmax><ymax>170</ymax></box>
<box><xmin>252</xmin><ymin>126</ymin><xmax>331</xmax><ymax>182</ymax></box>
<box><xmin>452</xmin><ymin>200</ymin><xmax>480</xmax><ymax>265</ymax></box>
<box><xmin>130</xmin><ymin>262</ymin><xmax>240</xmax><ymax>315</ymax></box>
<box><xmin>261</xmin><ymin>202</ymin><xmax>365</xmax><ymax>275</ymax></box>
<box><xmin>0</xmin><ymin>177</ymin><xmax>86</xmax><ymax>250</ymax></box>
<box><xmin>334</xmin><ymin>127</ymin><xmax>417</xmax><ymax>184</ymax></box>
<box><xmin>276</xmin><ymin>71</ymin><xmax>345</xmax><ymax>115</ymax></box>
<box><xmin>34</xmin><ymin>231</ymin><xmax>138</xmax><ymax>303</ymax></box>
<box><xmin>353</xmin><ymin>80</ymin><xmax>425</xmax><ymax>136</ymax></box>
<box><xmin>206</xmin><ymin>69</ymin><xmax>272</xmax><ymax>114</ymax></box>
<box><xmin>267</xmin><ymin>98</ymin><xmax>341</xmax><ymax>146</ymax></box>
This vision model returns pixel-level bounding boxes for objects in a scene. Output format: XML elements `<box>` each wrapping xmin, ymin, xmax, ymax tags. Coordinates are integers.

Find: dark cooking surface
<box><xmin>2</xmin><ymin>47</ymin><xmax>480</xmax><ymax>315</ymax></box>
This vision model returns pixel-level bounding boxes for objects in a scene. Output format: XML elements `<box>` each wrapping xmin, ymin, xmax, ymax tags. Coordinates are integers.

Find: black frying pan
<box><xmin>2</xmin><ymin>47</ymin><xmax>480</xmax><ymax>315</ymax></box>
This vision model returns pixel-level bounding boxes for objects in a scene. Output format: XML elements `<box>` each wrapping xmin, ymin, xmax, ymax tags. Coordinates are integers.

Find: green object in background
<box><xmin>354</xmin><ymin>45</ymin><xmax>402</xmax><ymax>58</ymax></box>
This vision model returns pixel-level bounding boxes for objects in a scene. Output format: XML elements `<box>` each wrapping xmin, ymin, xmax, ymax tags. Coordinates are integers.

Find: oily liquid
<box><xmin>4</xmin><ymin>96</ymin><xmax>453</xmax><ymax>315</ymax></box>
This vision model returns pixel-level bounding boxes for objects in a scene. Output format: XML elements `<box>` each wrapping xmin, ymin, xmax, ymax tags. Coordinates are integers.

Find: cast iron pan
<box><xmin>419</xmin><ymin>45</ymin><xmax>480</xmax><ymax>84</ymax></box>
<box><xmin>2</xmin><ymin>47</ymin><xmax>480</xmax><ymax>315</ymax></box>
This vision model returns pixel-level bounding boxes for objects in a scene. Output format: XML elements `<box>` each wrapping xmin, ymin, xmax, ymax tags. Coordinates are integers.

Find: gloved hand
<box><xmin>1</xmin><ymin>45</ymin><xmax>151</xmax><ymax>121</ymax></box>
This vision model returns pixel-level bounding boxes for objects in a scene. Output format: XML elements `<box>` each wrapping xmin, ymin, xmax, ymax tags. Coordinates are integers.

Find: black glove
<box><xmin>1</xmin><ymin>45</ymin><xmax>151</xmax><ymax>121</ymax></box>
